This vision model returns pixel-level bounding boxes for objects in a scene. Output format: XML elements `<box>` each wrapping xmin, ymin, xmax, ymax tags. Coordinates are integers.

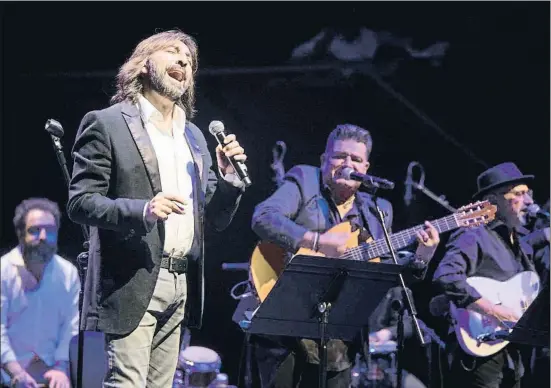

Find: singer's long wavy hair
<box><xmin>110</xmin><ymin>30</ymin><xmax>199</xmax><ymax>118</ymax></box>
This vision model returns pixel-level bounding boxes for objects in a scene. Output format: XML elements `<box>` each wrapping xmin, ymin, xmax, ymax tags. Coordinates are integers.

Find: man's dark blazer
<box><xmin>67</xmin><ymin>100</ymin><xmax>243</xmax><ymax>335</ymax></box>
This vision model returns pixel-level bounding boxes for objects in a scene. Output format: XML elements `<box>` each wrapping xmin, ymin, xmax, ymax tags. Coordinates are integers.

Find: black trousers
<box><xmin>252</xmin><ymin>335</ymin><xmax>351</xmax><ymax>388</ymax></box>
<box><xmin>446</xmin><ymin>348</ymin><xmax>522</xmax><ymax>388</ymax></box>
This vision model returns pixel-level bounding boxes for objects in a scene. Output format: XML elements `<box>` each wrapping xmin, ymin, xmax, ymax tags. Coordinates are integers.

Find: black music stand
<box><xmin>507</xmin><ymin>282</ymin><xmax>549</xmax><ymax>347</ymax></box>
<box><xmin>243</xmin><ymin>255</ymin><xmax>405</xmax><ymax>388</ymax></box>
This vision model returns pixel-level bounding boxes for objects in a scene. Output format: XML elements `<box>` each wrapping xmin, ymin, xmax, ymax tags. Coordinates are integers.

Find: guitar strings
<box><xmin>340</xmin><ymin>214</ymin><xmax>458</xmax><ymax>261</ymax></box>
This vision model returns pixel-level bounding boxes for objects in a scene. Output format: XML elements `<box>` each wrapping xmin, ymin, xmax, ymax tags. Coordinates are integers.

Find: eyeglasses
<box><xmin>26</xmin><ymin>225</ymin><xmax>58</xmax><ymax>236</ymax></box>
<box><xmin>501</xmin><ymin>188</ymin><xmax>533</xmax><ymax>200</ymax></box>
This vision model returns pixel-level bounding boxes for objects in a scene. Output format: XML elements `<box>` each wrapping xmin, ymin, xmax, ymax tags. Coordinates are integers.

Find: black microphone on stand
<box><xmin>339</xmin><ymin>167</ymin><xmax>395</xmax><ymax>190</ymax></box>
<box><xmin>209</xmin><ymin>120</ymin><xmax>252</xmax><ymax>187</ymax></box>
<box><xmin>44</xmin><ymin>119</ymin><xmax>88</xmax><ymax>388</ymax></box>
<box><xmin>527</xmin><ymin>204</ymin><xmax>550</xmax><ymax>221</ymax></box>
<box><xmin>45</xmin><ymin>118</ymin><xmax>64</xmax><ymax>137</ymax></box>
<box><xmin>45</xmin><ymin>119</ymin><xmax>90</xmax><ymax>247</ymax></box>
<box><xmin>45</xmin><ymin>119</ymin><xmax>72</xmax><ymax>186</ymax></box>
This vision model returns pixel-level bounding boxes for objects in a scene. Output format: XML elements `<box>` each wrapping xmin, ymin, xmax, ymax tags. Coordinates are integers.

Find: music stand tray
<box><xmin>507</xmin><ymin>282</ymin><xmax>549</xmax><ymax>347</ymax></box>
<box><xmin>243</xmin><ymin>255</ymin><xmax>405</xmax><ymax>388</ymax></box>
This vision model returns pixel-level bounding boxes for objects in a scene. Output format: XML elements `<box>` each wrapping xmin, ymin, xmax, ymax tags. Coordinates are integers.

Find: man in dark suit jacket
<box><xmin>67</xmin><ymin>30</ymin><xmax>247</xmax><ymax>387</ymax></box>
<box><xmin>249</xmin><ymin>124</ymin><xmax>440</xmax><ymax>388</ymax></box>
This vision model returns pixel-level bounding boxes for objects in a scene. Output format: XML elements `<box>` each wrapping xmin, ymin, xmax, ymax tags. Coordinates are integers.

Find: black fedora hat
<box><xmin>473</xmin><ymin>162</ymin><xmax>534</xmax><ymax>199</ymax></box>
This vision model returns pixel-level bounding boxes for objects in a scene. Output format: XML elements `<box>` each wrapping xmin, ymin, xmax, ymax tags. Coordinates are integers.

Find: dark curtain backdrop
<box><xmin>1</xmin><ymin>2</ymin><xmax>549</xmax><ymax>384</ymax></box>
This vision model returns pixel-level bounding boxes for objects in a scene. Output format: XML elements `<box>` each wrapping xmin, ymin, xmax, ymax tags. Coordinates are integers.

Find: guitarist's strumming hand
<box><xmin>318</xmin><ymin>231</ymin><xmax>352</xmax><ymax>258</ymax></box>
<box><xmin>471</xmin><ymin>298</ymin><xmax>520</xmax><ymax>325</ymax></box>
<box><xmin>491</xmin><ymin>305</ymin><xmax>521</xmax><ymax>324</ymax></box>
<box><xmin>414</xmin><ymin>221</ymin><xmax>440</xmax><ymax>262</ymax></box>
<box><xmin>300</xmin><ymin>230</ymin><xmax>351</xmax><ymax>258</ymax></box>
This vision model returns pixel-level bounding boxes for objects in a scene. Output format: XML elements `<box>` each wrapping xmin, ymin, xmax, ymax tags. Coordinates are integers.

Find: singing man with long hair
<box><xmin>67</xmin><ymin>30</ymin><xmax>248</xmax><ymax>387</ymax></box>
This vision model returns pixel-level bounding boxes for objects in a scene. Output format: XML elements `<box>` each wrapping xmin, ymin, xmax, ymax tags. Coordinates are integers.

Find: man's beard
<box><xmin>498</xmin><ymin>210</ymin><xmax>523</xmax><ymax>229</ymax></box>
<box><xmin>518</xmin><ymin>212</ymin><xmax>528</xmax><ymax>226</ymax></box>
<box><xmin>22</xmin><ymin>242</ymin><xmax>56</xmax><ymax>264</ymax></box>
<box><xmin>146</xmin><ymin>60</ymin><xmax>186</xmax><ymax>101</ymax></box>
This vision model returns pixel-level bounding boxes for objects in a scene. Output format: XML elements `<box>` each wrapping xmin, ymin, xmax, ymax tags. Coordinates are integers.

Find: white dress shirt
<box><xmin>1</xmin><ymin>247</ymin><xmax>80</xmax><ymax>382</ymax></box>
<box><xmin>138</xmin><ymin>95</ymin><xmax>196</xmax><ymax>257</ymax></box>
<box><xmin>137</xmin><ymin>95</ymin><xmax>243</xmax><ymax>257</ymax></box>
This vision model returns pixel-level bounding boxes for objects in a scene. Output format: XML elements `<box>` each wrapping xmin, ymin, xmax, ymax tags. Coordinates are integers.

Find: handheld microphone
<box><xmin>45</xmin><ymin>119</ymin><xmax>64</xmax><ymax>138</ymax></box>
<box><xmin>209</xmin><ymin>120</ymin><xmax>252</xmax><ymax>187</ymax></box>
<box><xmin>339</xmin><ymin>167</ymin><xmax>395</xmax><ymax>190</ymax></box>
<box><xmin>526</xmin><ymin>204</ymin><xmax>550</xmax><ymax>221</ymax></box>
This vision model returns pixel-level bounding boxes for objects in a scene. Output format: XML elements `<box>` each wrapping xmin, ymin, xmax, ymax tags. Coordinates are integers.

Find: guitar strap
<box><xmin>354</xmin><ymin>194</ymin><xmax>374</xmax><ymax>242</ymax></box>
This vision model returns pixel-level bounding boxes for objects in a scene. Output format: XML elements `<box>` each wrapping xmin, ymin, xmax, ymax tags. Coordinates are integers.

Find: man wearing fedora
<box><xmin>432</xmin><ymin>162</ymin><xmax>549</xmax><ymax>388</ymax></box>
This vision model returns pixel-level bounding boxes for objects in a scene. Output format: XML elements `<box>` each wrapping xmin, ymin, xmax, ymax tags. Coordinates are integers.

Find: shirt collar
<box><xmin>488</xmin><ymin>219</ymin><xmax>530</xmax><ymax>245</ymax></box>
<box><xmin>137</xmin><ymin>94</ymin><xmax>186</xmax><ymax>128</ymax></box>
<box><xmin>7</xmin><ymin>246</ymin><xmax>25</xmax><ymax>266</ymax></box>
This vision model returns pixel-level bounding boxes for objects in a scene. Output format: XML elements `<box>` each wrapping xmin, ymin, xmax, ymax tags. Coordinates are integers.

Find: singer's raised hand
<box><xmin>216</xmin><ymin>134</ymin><xmax>247</xmax><ymax>175</ymax></box>
<box><xmin>145</xmin><ymin>192</ymin><xmax>187</xmax><ymax>223</ymax></box>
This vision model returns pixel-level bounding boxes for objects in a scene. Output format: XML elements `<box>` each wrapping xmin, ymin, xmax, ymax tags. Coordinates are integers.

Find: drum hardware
<box><xmin>173</xmin><ymin>346</ymin><xmax>237</xmax><ymax>388</ymax></box>
<box><xmin>352</xmin><ymin>341</ymin><xmax>399</xmax><ymax>388</ymax></box>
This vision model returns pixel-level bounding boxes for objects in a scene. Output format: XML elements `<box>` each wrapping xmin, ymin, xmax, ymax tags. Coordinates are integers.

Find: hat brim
<box><xmin>472</xmin><ymin>175</ymin><xmax>535</xmax><ymax>199</ymax></box>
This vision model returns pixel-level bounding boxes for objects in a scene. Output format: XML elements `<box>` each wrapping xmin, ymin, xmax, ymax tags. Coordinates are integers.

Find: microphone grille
<box><xmin>44</xmin><ymin>118</ymin><xmax>64</xmax><ymax>137</ymax></box>
<box><xmin>526</xmin><ymin>203</ymin><xmax>541</xmax><ymax>216</ymax></box>
<box><xmin>339</xmin><ymin>167</ymin><xmax>354</xmax><ymax>180</ymax></box>
<box><xmin>208</xmin><ymin>120</ymin><xmax>225</xmax><ymax>135</ymax></box>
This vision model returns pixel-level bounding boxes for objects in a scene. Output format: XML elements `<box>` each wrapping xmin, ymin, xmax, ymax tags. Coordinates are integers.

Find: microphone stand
<box><xmin>47</xmin><ymin>123</ymin><xmax>89</xmax><ymax>388</ymax></box>
<box><xmin>406</xmin><ymin>162</ymin><xmax>457</xmax><ymax>213</ymax></box>
<box><xmin>234</xmin><ymin>140</ymin><xmax>287</xmax><ymax>388</ymax></box>
<box><xmin>371</xmin><ymin>189</ymin><xmax>425</xmax><ymax>388</ymax></box>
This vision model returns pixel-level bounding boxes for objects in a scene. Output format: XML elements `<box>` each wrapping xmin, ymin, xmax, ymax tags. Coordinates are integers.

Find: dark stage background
<box><xmin>1</xmin><ymin>2</ymin><xmax>549</xmax><ymax>386</ymax></box>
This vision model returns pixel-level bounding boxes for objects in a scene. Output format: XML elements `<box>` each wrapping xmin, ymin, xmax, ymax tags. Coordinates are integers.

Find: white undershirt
<box><xmin>1</xmin><ymin>247</ymin><xmax>80</xmax><ymax>382</ymax></box>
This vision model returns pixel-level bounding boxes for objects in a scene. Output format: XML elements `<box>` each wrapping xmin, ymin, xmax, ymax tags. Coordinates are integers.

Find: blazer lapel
<box><xmin>184</xmin><ymin>123</ymin><xmax>204</xmax><ymax>182</ymax></box>
<box><xmin>121</xmin><ymin>102</ymin><xmax>163</xmax><ymax>194</ymax></box>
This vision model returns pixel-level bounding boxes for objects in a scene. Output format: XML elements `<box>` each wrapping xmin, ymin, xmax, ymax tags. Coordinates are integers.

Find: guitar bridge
<box><xmin>476</xmin><ymin>329</ymin><xmax>512</xmax><ymax>343</ymax></box>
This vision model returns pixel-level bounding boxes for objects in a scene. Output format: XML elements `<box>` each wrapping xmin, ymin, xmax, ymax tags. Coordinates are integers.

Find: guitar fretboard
<box><xmin>341</xmin><ymin>213</ymin><xmax>459</xmax><ymax>261</ymax></box>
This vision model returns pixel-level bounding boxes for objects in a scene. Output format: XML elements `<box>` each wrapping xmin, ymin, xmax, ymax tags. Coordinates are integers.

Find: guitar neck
<box><xmin>343</xmin><ymin>213</ymin><xmax>460</xmax><ymax>261</ymax></box>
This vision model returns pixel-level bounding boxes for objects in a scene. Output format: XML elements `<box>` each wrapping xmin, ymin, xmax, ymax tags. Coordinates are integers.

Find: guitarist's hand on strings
<box><xmin>472</xmin><ymin>298</ymin><xmax>520</xmax><ymax>325</ymax></box>
<box><xmin>490</xmin><ymin>304</ymin><xmax>520</xmax><ymax>325</ymax></box>
<box><xmin>414</xmin><ymin>221</ymin><xmax>440</xmax><ymax>262</ymax></box>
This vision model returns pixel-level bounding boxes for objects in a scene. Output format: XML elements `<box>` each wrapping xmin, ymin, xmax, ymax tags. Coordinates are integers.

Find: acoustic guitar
<box><xmin>450</xmin><ymin>271</ymin><xmax>541</xmax><ymax>357</ymax></box>
<box><xmin>250</xmin><ymin>200</ymin><xmax>497</xmax><ymax>302</ymax></box>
